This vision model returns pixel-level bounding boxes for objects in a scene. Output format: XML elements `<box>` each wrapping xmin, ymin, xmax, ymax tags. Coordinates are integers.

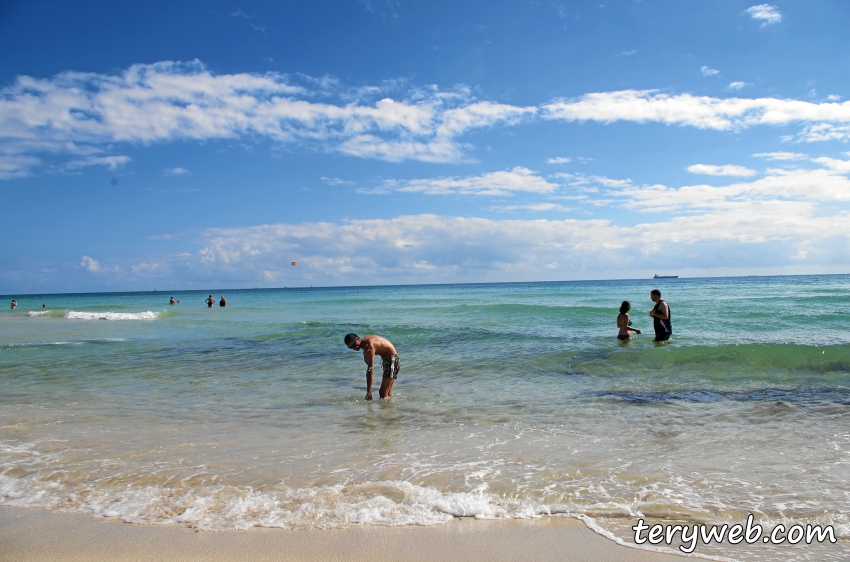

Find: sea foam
<box><xmin>65</xmin><ymin>311</ymin><xmax>158</xmax><ymax>321</ymax></box>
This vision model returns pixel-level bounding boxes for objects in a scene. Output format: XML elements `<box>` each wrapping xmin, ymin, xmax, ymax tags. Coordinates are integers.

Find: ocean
<box><xmin>1</xmin><ymin>276</ymin><xmax>848</xmax><ymax>561</ymax></box>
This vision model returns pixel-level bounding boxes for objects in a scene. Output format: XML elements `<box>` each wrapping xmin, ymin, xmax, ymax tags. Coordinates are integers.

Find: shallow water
<box><xmin>1</xmin><ymin>276</ymin><xmax>848</xmax><ymax>561</ymax></box>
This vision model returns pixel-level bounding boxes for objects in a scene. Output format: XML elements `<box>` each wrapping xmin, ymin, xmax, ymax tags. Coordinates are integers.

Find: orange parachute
<box><xmin>291</xmin><ymin>261</ymin><xmax>297</xmax><ymax>266</ymax></box>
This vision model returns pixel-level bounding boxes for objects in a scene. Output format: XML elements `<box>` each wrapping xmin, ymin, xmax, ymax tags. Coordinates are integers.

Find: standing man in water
<box><xmin>344</xmin><ymin>333</ymin><xmax>400</xmax><ymax>400</ymax></box>
<box><xmin>205</xmin><ymin>295</ymin><xmax>215</xmax><ymax>307</ymax></box>
<box><xmin>649</xmin><ymin>289</ymin><xmax>672</xmax><ymax>341</ymax></box>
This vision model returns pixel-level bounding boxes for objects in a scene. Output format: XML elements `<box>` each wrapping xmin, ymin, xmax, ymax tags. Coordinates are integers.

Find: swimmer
<box><xmin>205</xmin><ymin>295</ymin><xmax>215</xmax><ymax>307</ymax></box>
<box><xmin>170</xmin><ymin>297</ymin><xmax>180</xmax><ymax>305</ymax></box>
<box><xmin>344</xmin><ymin>333</ymin><xmax>400</xmax><ymax>400</ymax></box>
<box><xmin>617</xmin><ymin>301</ymin><xmax>641</xmax><ymax>340</ymax></box>
<box><xmin>649</xmin><ymin>289</ymin><xmax>672</xmax><ymax>342</ymax></box>
<box><xmin>219</xmin><ymin>295</ymin><xmax>226</xmax><ymax>307</ymax></box>
<box><xmin>10</xmin><ymin>300</ymin><xmax>17</xmax><ymax>310</ymax></box>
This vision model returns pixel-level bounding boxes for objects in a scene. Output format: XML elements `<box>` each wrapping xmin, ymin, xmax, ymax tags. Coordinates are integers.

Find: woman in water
<box><xmin>617</xmin><ymin>301</ymin><xmax>641</xmax><ymax>340</ymax></box>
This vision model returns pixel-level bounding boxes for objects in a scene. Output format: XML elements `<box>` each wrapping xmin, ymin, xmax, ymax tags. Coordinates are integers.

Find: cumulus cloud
<box><xmin>160</xmin><ymin>179</ymin><xmax>850</xmax><ymax>282</ymax></box>
<box><xmin>491</xmin><ymin>203</ymin><xmax>573</xmax><ymax>212</ymax></box>
<box><xmin>590</xmin><ymin>175</ymin><xmax>633</xmax><ymax>187</ymax></box>
<box><xmin>726</xmin><ymin>82</ymin><xmax>750</xmax><ymax>91</ymax></box>
<box><xmin>65</xmin><ymin>155</ymin><xmax>131</xmax><ymax>170</ymax></box>
<box><xmin>753</xmin><ymin>151</ymin><xmax>807</xmax><ymax>161</ymax></box>
<box><xmin>163</xmin><ymin>167</ymin><xmax>189</xmax><ymax>176</ymax></box>
<box><xmin>5</xmin><ymin>61</ymin><xmax>850</xmax><ymax>180</ymax></box>
<box><xmin>745</xmin><ymin>4</ymin><xmax>782</xmax><ymax>26</ymax></box>
<box><xmin>687</xmin><ymin>164</ymin><xmax>757</xmax><ymax>177</ymax></box>
<box><xmin>701</xmin><ymin>66</ymin><xmax>720</xmax><ymax>77</ymax></box>
<box><xmin>32</xmin><ymin>154</ymin><xmax>850</xmax><ymax>286</ymax></box>
<box><xmin>321</xmin><ymin>176</ymin><xmax>355</xmax><ymax>186</ymax></box>
<box><xmin>0</xmin><ymin>61</ymin><xmax>535</xmax><ymax>176</ymax></box>
<box><xmin>795</xmin><ymin>123</ymin><xmax>850</xmax><ymax>142</ymax></box>
<box><xmin>80</xmin><ymin>255</ymin><xmax>100</xmax><ymax>272</ymax></box>
<box><xmin>624</xmin><ymin>165</ymin><xmax>850</xmax><ymax>212</ymax></box>
<box><xmin>546</xmin><ymin>157</ymin><xmax>572</xmax><ymax>164</ymax></box>
<box><xmin>542</xmin><ymin>90</ymin><xmax>850</xmax><ymax>132</ymax></box>
<box><xmin>827</xmin><ymin>95</ymin><xmax>842</xmax><ymax>102</ymax></box>
<box><xmin>363</xmin><ymin>167</ymin><xmax>558</xmax><ymax>196</ymax></box>
<box><xmin>0</xmin><ymin>154</ymin><xmax>40</xmax><ymax>180</ymax></box>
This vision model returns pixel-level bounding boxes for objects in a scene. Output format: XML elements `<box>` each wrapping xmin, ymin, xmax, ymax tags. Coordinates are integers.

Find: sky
<box><xmin>2</xmin><ymin>0</ymin><xmax>850</xmax><ymax>293</ymax></box>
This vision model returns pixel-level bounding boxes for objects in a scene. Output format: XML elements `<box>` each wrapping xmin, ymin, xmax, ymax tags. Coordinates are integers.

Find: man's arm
<box><xmin>363</xmin><ymin>342</ymin><xmax>376</xmax><ymax>400</ymax></box>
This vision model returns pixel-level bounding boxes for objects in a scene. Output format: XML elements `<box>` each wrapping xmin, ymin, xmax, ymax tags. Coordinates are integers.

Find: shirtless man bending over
<box><xmin>344</xmin><ymin>333</ymin><xmax>400</xmax><ymax>400</ymax></box>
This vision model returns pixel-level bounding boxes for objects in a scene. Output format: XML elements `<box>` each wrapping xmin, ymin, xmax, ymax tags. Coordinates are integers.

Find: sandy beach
<box><xmin>0</xmin><ymin>507</ymin><xmax>691</xmax><ymax>562</ymax></box>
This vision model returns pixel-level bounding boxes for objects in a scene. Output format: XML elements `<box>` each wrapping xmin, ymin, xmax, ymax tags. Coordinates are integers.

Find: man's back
<box><xmin>361</xmin><ymin>334</ymin><xmax>397</xmax><ymax>358</ymax></box>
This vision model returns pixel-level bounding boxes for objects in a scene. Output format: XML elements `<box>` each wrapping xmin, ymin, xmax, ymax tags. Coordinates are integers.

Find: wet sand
<box><xmin>0</xmin><ymin>506</ymin><xmax>693</xmax><ymax>562</ymax></box>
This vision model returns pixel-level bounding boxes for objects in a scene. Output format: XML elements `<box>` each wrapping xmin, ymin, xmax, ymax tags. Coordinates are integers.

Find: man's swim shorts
<box><xmin>382</xmin><ymin>354</ymin><xmax>400</xmax><ymax>379</ymax></box>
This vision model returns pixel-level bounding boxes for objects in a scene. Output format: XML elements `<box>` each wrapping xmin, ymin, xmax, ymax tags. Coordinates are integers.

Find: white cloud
<box><xmin>80</xmin><ymin>255</ymin><xmax>100</xmax><ymax>272</ymax></box>
<box><xmin>491</xmin><ymin>203</ymin><xmax>573</xmax><ymax>212</ymax></box>
<box><xmin>160</xmin><ymin>194</ymin><xmax>850</xmax><ymax>283</ymax></box>
<box><xmin>367</xmin><ymin>167</ymin><xmax>558</xmax><ymax>196</ymax></box>
<box><xmin>0</xmin><ymin>61</ymin><xmax>535</xmax><ymax>177</ymax></box>
<box><xmin>745</xmin><ymin>4</ymin><xmax>782</xmax><ymax>26</ymax></box>
<box><xmin>625</xmin><ymin>165</ymin><xmax>850</xmax><ymax>212</ymax></box>
<box><xmin>321</xmin><ymin>176</ymin><xmax>355</xmax><ymax>186</ymax></box>
<box><xmin>753</xmin><ymin>151</ymin><xmax>807</xmax><ymax>161</ymax></box>
<box><xmin>543</xmin><ymin>90</ymin><xmax>850</xmax><ymax>133</ymax></box>
<box><xmin>5</xmin><ymin>61</ymin><xmax>850</xmax><ymax>181</ymax></box>
<box><xmin>546</xmin><ymin>157</ymin><xmax>572</xmax><ymax>164</ymax></box>
<box><xmin>163</xmin><ymin>167</ymin><xmax>189</xmax><ymax>176</ymax></box>
<box><xmin>701</xmin><ymin>66</ymin><xmax>720</xmax><ymax>77</ymax></box>
<box><xmin>622</xmin><ymin>50</ymin><xmax>636</xmax><ymax>56</ymax></box>
<box><xmin>65</xmin><ymin>155</ymin><xmax>131</xmax><ymax>170</ymax></box>
<box><xmin>812</xmin><ymin>154</ymin><xmax>850</xmax><ymax>173</ymax></box>
<box><xmin>726</xmin><ymin>82</ymin><xmax>750</xmax><ymax>91</ymax></box>
<box><xmin>0</xmin><ymin>154</ymin><xmax>40</xmax><ymax>180</ymax></box>
<box><xmin>795</xmin><ymin>123</ymin><xmax>850</xmax><ymax>142</ymax></box>
<box><xmin>827</xmin><ymin>95</ymin><xmax>842</xmax><ymax>101</ymax></box>
<box><xmin>589</xmin><ymin>175</ymin><xmax>633</xmax><ymax>187</ymax></box>
<box><xmin>687</xmin><ymin>164</ymin><xmax>757</xmax><ymax>177</ymax></box>
<box><xmin>47</xmin><ymin>154</ymin><xmax>850</xmax><ymax>285</ymax></box>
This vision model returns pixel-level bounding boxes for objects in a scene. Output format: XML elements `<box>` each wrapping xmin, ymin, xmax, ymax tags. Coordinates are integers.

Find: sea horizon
<box><xmin>4</xmin><ymin>270</ymin><xmax>848</xmax><ymax>299</ymax></box>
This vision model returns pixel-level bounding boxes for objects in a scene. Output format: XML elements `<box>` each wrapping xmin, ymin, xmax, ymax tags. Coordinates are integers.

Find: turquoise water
<box><xmin>1</xmin><ymin>276</ymin><xmax>848</xmax><ymax>561</ymax></box>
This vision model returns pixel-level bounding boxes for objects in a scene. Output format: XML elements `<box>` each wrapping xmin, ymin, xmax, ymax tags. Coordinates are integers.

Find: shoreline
<box><xmin>0</xmin><ymin>506</ymin><xmax>694</xmax><ymax>562</ymax></box>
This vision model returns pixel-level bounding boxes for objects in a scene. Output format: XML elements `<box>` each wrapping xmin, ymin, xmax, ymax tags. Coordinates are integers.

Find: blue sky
<box><xmin>2</xmin><ymin>0</ymin><xmax>850</xmax><ymax>292</ymax></box>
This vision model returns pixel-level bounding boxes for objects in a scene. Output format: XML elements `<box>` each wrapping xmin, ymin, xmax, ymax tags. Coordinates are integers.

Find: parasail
<box><xmin>291</xmin><ymin>261</ymin><xmax>297</xmax><ymax>266</ymax></box>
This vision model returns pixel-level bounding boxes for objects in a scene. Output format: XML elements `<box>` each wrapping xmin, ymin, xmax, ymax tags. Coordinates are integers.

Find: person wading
<box><xmin>649</xmin><ymin>289</ymin><xmax>672</xmax><ymax>342</ymax></box>
<box><xmin>344</xmin><ymin>333</ymin><xmax>400</xmax><ymax>400</ymax></box>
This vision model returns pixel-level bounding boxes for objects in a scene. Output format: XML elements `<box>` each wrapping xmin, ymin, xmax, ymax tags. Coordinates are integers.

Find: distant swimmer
<box><xmin>616</xmin><ymin>301</ymin><xmax>641</xmax><ymax>340</ymax></box>
<box><xmin>170</xmin><ymin>297</ymin><xmax>180</xmax><ymax>305</ymax></box>
<box><xmin>42</xmin><ymin>304</ymin><xmax>46</xmax><ymax>308</ymax></box>
<box><xmin>205</xmin><ymin>295</ymin><xmax>215</xmax><ymax>307</ymax></box>
<box><xmin>10</xmin><ymin>300</ymin><xmax>16</xmax><ymax>310</ymax></box>
<box><xmin>649</xmin><ymin>289</ymin><xmax>672</xmax><ymax>342</ymax></box>
<box><xmin>344</xmin><ymin>333</ymin><xmax>400</xmax><ymax>400</ymax></box>
<box><xmin>219</xmin><ymin>295</ymin><xmax>226</xmax><ymax>307</ymax></box>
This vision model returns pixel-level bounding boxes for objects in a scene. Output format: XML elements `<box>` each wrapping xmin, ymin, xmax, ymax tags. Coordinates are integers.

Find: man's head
<box><xmin>650</xmin><ymin>289</ymin><xmax>661</xmax><ymax>302</ymax></box>
<box><xmin>344</xmin><ymin>333</ymin><xmax>361</xmax><ymax>350</ymax></box>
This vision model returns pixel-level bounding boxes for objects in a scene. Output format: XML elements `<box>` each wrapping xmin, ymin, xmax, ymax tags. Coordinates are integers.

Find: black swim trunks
<box><xmin>382</xmin><ymin>354</ymin><xmax>400</xmax><ymax>379</ymax></box>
